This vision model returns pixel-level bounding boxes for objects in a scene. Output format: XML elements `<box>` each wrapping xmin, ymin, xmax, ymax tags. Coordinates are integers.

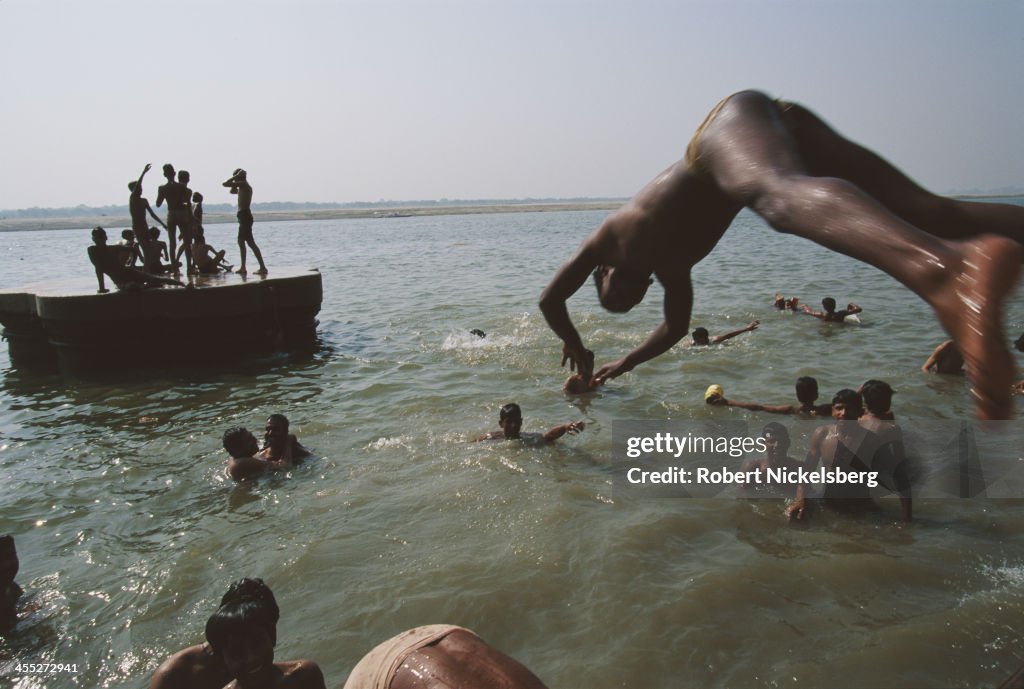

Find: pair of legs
<box><xmin>694</xmin><ymin>90</ymin><xmax>1022</xmax><ymax>419</ymax></box>
<box><xmin>237</xmin><ymin>210</ymin><xmax>267</xmax><ymax>274</ymax></box>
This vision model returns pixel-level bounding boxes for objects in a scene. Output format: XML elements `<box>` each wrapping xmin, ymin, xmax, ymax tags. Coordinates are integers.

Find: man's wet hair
<box><xmin>92</xmin><ymin>226</ymin><xmax>106</xmax><ymax>241</ymax></box>
<box><xmin>691</xmin><ymin>327</ymin><xmax>710</xmax><ymax>342</ymax></box>
<box><xmin>127</xmin><ymin>181</ymin><xmax>138</xmax><ymax>192</ymax></box>
<box><xmin>860</xmin><ymin>379</ymin><xmax>894</xmax><ymax>414</ymax></box>
<box><xmin>206</xmin><ymin>578</ymin><xmax>279</xmax><ymax>653</ymax></box>
<box><xmin>795</xmin><ymin>376</ymin><xmax>819</xmax><ymax>404</ymax></box>
<box><xmin>831</xmin><ymin>388</ymin><xmax>863</xmax><ymax>411</ymax></box>
<box><xmin>822</xmin><ymin>297</ymin><xmax>837</xmax><ymax>312</ymax></box>
<box><xmin>222</xmin><ymin>427</ymin><xmax>253</xmax><ymax>457</ymax></box>
<box><xmin>762</xmin><ymin>422</ymin><xmax>791</xmax><ymax>451</ymax></box>
<box><xmin>121</xmin><ymin>229</ymin><xmax>134</xmax><ymax>241</ymax></box>
<box><xmin>499</xmin><ymin>403</ymin><xmax>522</xmax><ymax>422</ymax></box>
<box><xmin>1015</xmin><ymin>333</ymin><xmax>1024</xmax><ymax>352</ymax></box>
<box><xmin>162</xmin><ymin>163</ymin><xmax>175</xmax><ymax>178</ymax></box>
<box><xmin>266</xmin><ymin>414</ymin><xmax>289</xmax><ymax>431</ymax></box>
<box><xmin>149</xmin><ymin>227</ymin><xmax>161</xmax><ymax>239</ymax></box>
<box><xmin>177</xmin><ymin>170</ymin><xmax>190</xmax><ymax>183</ymax></box>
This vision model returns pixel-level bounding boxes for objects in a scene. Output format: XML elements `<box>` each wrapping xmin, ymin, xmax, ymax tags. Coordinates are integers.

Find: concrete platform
<box><xmin>0</xmin><ymin>267</ymin><xmax>323</xmax><ymax>374</ymax></box>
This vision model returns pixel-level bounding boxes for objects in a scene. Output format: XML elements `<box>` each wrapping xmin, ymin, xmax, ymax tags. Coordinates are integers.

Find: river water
<box><xmin>0</xmin><ymin>207</ymin><xmax>1022</xmax><ymax>688</ymax></box>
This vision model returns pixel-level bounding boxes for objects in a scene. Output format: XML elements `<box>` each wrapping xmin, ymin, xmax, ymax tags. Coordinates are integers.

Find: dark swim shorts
<box><xmin>237</xmin><ymin>209</ymin><xmax>255</xmax><ymax>242</ymax></box>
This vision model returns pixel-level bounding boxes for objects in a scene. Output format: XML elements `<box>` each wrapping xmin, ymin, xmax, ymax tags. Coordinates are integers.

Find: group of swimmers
<box><xmin>87</xmin><ymin>164</ymin><xmax>270</xmax><ymax>293</ymax></box>
<box><xmin>706</xmin><ymin>377</ymin><xmax>912</xmax><ymax>521</ymax></box>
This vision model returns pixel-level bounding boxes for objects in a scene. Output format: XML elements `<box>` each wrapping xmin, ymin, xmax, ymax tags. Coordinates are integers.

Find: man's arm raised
<box><xmin>539</xmin><ymin>246</ymin><xmax>600</xmax><ymax>378</ymax></box>
<box><xmin>710</xmin><ymin>320</ymin><xmax>760</xmax><ymax>344</ymax></box>
<box><xmin>593</xmin><ymin>274</ymin><xmax>692</xmax><ymax>384</ymax></box>
<box><xmin>145</xmin><ymin>201</ymin><xmax>167</xmax><ymax>229</ymax></box>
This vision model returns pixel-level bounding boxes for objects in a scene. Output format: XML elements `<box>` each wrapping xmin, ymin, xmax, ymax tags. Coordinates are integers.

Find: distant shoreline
<box><xmin>0</xmin><ymin>200</ymin><xmax>626</xmax><ymax>233</ymax></box>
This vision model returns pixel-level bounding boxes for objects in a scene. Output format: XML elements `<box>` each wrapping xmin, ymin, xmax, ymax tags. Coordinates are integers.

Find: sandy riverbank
<box><xmin>0</xmin><ymin>201</ymin><xmax>625</xmax><ymax>232</ymax></box>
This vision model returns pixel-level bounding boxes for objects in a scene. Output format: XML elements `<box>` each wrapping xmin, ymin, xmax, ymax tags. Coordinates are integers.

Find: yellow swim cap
<box><xmin>704</xmin><ymin>384</ymin><xmax>725</xmax><ymax>401</ymax></box>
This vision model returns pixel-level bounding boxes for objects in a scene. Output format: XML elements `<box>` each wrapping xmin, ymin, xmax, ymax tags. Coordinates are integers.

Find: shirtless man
<box><xmin>859</xmin><ymin>381</ymin><xmax>912</xmax><ymax>520</ymax></box>
<box><xmin>737</xmin><ymin>422</ymin><xmax>804</xmax><ymax>498</ymax></box>
<box><xmin>119</xmin><ymin>229</ymin><xmax>144</xmax><ymax>267</ymax></box>
<box><xmin>222</xmin><ymin>427</ymin><xmax>294</xmax><ymax>481</ymax></box>
<box><xmin>129</xmin><ymin>164</ymin><xmax>168</xmax><ymax>273</ymax></box>
<box><xmin>223</xmin><ymin>168</ymin><xmax>268</xmax><ymax>275</ymax></box>
<box><xmin>785</xmin><ymin>389</ymin><xmax>910</xmax><ymax>521</ymax></box>
<box><xmin>262</xmin><ymin>414</ymin><xmax>311</xmax><ymax>463</ymax></box>
<box><xmin>690</xmin><ymin>320</ymin><xmax>759</xmax><ymax>346</ymax></box>
<box><xmin>802</xmin><ymin>297</ymin><xmax>862</xmax><ymax>322</ymax></box>
<box><xmin>709</xmin><ymin>376</ymin><xmax>833</xmax><ymax>417</ymax></box>
<box><xmin>150</xmin><ymin>578</ymin><xmax>281</xmax><ymax>689</ymax></box>
<box><xmin>344</xmin><ymin>625</ymin><xmax>549</xmax><ymax>689</ymax></box>
<box><xmin>88</xmin><ymin>227</ymin><xmax>184</xmax><ymax>293</ymax></box>
<box><xmin>155</xmin><ymin>164</ymin><xmax>194</xmax><ymax>272</ymax></box>
<box><xmin>475</xmin><ymin>403</ymin><xmax>585</xmax><ymax>443</ymax></box>
<box><xmin>205</xmin><ymin>585</ymin><xmax>325</xmax><ymax>689</ymax></box>
<box><xmin>923</xmin><ymin>339</ymin><xmax>965</xmax><ymax>374</ymax></box>
<box><xmin>539</xmin><ymin>90</ymin><xmax>1022</xmax><ymax>419</ymax></box>
<box><xmin>192</xmin><ymin>230</ymin><xmax>232</xmax><ymax>274</ymax></box>
<box><xmin>148</xmin><ymin>227</ymin><xmax>171</xmax><ymax>269</ymax></box>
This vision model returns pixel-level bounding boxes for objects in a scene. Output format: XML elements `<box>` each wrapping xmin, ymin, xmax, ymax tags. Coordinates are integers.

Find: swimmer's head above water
<box><xmin>499</xmin><ymin>403</ymin><xmax>523</xmax><ymax>439</ymax></box>
<box><xmin>223</xmin><ymin>427</ymin><xmax>260</xmax><ymax>458</ymax></box>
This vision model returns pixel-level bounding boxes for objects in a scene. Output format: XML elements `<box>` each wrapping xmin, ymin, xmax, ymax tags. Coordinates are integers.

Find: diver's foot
<box><xmin>256</xmin><ymin>267</ymin><xmax>268</xmax><ymax>276</ymax></box>
<box><xmin>931</xmin><ymin>235</ymin><xmax>1022</xmax><ymax>419</ymax></box>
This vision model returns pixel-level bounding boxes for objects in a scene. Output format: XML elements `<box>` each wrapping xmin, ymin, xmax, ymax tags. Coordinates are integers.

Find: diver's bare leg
<box><xmin>699</xmin><ymin>91</ymin><xmax>1021</xmax><ymax>418</ymax></box>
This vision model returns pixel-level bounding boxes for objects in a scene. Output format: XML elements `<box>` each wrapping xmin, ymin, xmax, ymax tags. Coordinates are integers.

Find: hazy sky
<box><xmin>1</xmin><ymin>0</ymin><xmax>1021</xmax><ymax>209</ymax></box>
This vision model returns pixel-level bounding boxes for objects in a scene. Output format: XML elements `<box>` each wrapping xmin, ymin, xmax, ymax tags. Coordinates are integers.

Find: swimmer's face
<box><xmin>499</xmin><ymin>413</ymin><xmax>523</xmax><ymax>439</ymax></box>
<box><xmin>264</xmin><ymin>418</ymin><xmax>288</xmax><ymax>451</ymax></box>
<box><xmin>1015</xmin><ymin>334</ymin><xmax>1024</xmax><ymax>353</ymax></box>
<box><xmin>221</xmin><ymin>627</ymin><xmax>274</xmax><ymax>684</ymax></box>
<box><xmin>594</xmin><ymin>266</ymin><xmax>651</xmax><ymax>313</ymax></box>
<box><xmin>831</xmin><ymin>401</ymin><xmax>861</xmax><ymax>421</ymax></box>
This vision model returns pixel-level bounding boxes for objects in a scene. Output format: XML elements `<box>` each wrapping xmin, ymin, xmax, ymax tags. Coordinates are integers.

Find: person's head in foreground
<box><xmin>691</xmin><ymin>327</ymin><xmax>711</xmax><ymax>346</ymax></box>
<box><xmin>223</xmin><ymin>427</ymin><xmax>260</xmax><ymax>459</ymax></box>
<box><xmin>592</xmin><ymin>265</ymin><xmax>653</xmax><ymax>313</ymax></box>
<box><xmin>205</xmin><ymin>579</ymin><xmax>281</xmax><ymax>687</ymax></box>
<box><xmin>499</xmin><ymin>403</ymin><xmax>523</xmax><ymax>439</ymax></box>
<box><xmin>92</xmin><ymin>227</ymin><xmax>107</xmax><ymax>245</ymax></box>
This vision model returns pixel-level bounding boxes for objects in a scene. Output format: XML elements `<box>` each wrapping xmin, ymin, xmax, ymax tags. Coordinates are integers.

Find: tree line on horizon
<box><xmin>0</xmin><ymin>197</ymin><xmax>630</xmax><ymax>219</ymax></box>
